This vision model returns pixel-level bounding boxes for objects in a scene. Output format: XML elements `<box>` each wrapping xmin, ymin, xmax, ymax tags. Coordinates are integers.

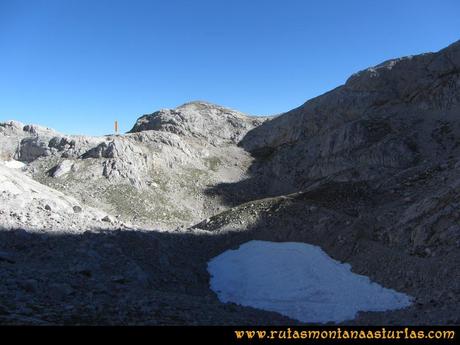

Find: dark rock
<box><xmin>0</xmin><ymin>251</ymin><xmax>15</xmax><ymax>264</ymax></box>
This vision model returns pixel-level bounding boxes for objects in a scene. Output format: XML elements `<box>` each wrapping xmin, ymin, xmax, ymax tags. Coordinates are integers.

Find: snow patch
<box><xmin>1</xmin><ymin>160</ymin><xmax>26</xmax><ymax>169</ymax></box>
<box><xmin>208</xmin><ymin>240</ymin><xmax>412</xmax><ymax>323</ymax></box>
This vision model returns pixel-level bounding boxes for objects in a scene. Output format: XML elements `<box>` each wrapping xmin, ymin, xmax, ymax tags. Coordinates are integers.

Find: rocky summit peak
<box><xmin>177</xmin><ymin>100</ymin><xmax>222</xmax><ymax>109</ymax></box>
<box><xmin>129</xmin><ymin>101</ymin><xmax>266</xmax><ymax>144</ymax></box>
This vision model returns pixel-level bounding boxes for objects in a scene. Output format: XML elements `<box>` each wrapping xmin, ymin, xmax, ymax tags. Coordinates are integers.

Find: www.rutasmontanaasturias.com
<box><xmin>234</xmin><ymin>327</ymin><xmax>456</xmax><ymax>340</ymax></box>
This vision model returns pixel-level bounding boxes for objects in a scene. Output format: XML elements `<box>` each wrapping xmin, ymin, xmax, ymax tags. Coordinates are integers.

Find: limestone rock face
<box><xmin>17</xmin><ymin>137</ymin><xmax>52</xmax><ymax>162</ymax></box>
<box><xmin>240</xmin><ymin>40</ymin><xmax>460</xmax><ymax>194</ymax></box>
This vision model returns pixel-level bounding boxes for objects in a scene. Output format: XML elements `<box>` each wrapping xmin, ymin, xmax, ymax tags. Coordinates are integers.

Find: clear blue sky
<box><xmin>0</xmin><ymin>0</ymin><xmax>459</xmax><ymax>135</ymax></box>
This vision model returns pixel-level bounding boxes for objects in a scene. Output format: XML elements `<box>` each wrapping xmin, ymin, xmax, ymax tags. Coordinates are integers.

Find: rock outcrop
<box><xmin>240</xmin><ymin>40</ymin><xmax>460</xmax><ymax>194</ymax></box>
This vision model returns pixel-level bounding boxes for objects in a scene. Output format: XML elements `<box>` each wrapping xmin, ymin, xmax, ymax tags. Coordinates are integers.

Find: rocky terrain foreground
<box><xmin>0</xmin><ymin>40</ymin><xmax>459</xmax><ymax>325</ymax></box>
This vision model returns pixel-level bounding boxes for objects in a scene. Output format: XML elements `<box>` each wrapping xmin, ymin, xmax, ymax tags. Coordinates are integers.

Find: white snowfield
<box><xmin>0</xmin><ymin>159</ymin><xmax>26</xmax><ymax>169</ymax></box>
<box><xmin>208</xmin><ymin>240</ymin><xmax>412</xmax><ymax>323</ymax></box>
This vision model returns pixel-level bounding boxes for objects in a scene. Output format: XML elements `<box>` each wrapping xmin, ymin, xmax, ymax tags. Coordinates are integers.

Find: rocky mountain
<box><xmin>130</xmin><ymin>101</ymin><xmax>267</xmax><ymax>144</ymax></box>
<box><xmin>241</xmin><ymin>40</ymin><xmax>460</xmax><ymax>192</ymax></box>
<box><xmin>0</xmin><ymin>41</ymin><xmax>459</xmax><ymax>325</ymax></box>
<box><xmin>1</xmin><ymin>102</ymin><xmax>264</xmax><ymax>229</ymax></box>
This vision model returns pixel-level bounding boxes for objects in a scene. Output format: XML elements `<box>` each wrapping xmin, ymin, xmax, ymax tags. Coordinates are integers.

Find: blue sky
<box><xmin>0</xmin><ymin>0</ymin><xmax>459</xmax><ymax>135</ymax></box>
